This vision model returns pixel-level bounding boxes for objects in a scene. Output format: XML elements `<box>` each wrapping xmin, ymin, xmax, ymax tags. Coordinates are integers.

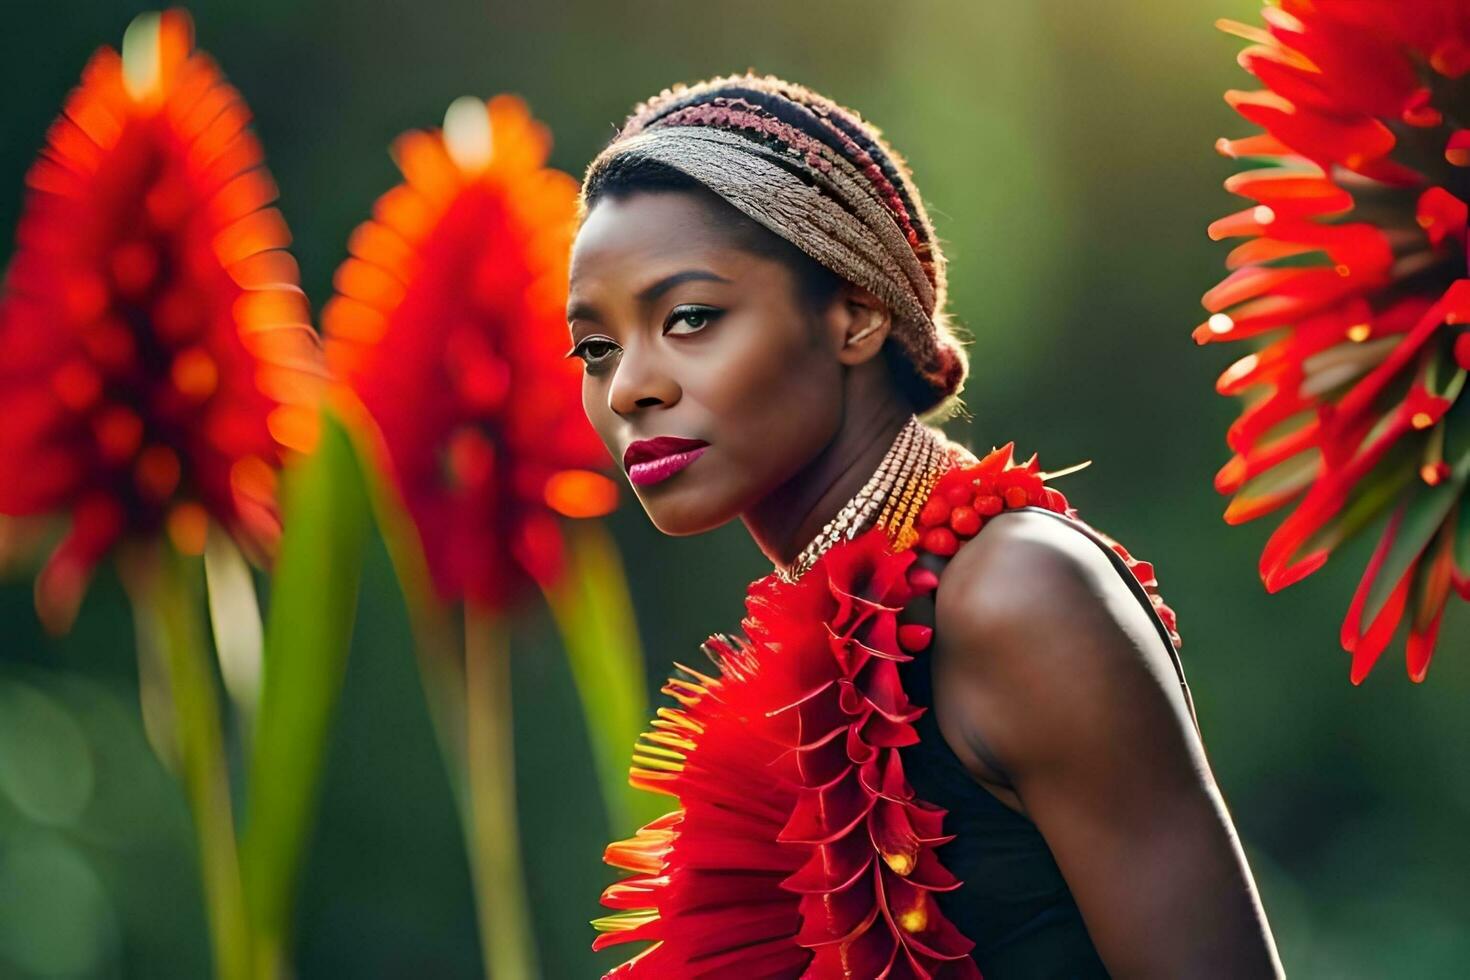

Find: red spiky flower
<box><xmin>1199</xmin><ymin>0</ymin><xmax>1470</xmax><ymax>683</ymax></box>
<box><xmin>0</xmin><ymin>8</ymin><xmax>324</xmax><ymax>631</ymax></box>
<box><xmin>324</xmin><ymin>95</ymin><xmax>618</xmax><ymax>610</ymax></box>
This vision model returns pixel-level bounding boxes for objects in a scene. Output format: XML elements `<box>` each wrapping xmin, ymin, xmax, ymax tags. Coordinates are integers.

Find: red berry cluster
<box><xmin>911</xmin><ymin>447</ymin><xmax>1070</xmax><ymax>560</ymax></box>
<box><xmin>897</xmin><ymin>443</ymin><xmax>1182</xmax><ymax>652</ymax></box>
<box><xmin>884</xmin><ymin>446</ymin><xmax>1073</xmax><ymax>658</ymax></box>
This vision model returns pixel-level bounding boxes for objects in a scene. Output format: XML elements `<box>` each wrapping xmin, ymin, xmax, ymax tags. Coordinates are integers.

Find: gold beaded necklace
<box><xmin>775</xmin><ymin>415</ymin><xmax>975</xmax><ymax>583</ymax></box>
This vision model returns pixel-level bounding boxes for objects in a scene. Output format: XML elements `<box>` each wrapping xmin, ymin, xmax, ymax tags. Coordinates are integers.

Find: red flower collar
<box><xmin>592</xmin><ymin>443</ymin><xmax>1178</xmax><ymax>978</ymax></box>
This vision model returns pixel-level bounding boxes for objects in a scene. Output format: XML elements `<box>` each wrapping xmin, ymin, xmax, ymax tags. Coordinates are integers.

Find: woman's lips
<box><xmin>624</xmin><ymin>436</ymin><xmax>710</xmax><ymax>487</ymax></box>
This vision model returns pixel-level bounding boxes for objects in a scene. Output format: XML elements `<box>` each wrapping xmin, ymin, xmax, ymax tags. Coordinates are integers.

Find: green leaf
<box><xmin>1298</xmin><ymin>444</ymin><xmax>1417</xmax><ymax>559</ymax></box>
<box><xmin>1234</xmin><ymin>447</ymin><xmax>1318</xmax><ymax>502</ymax></box>
<box><xmin>1423</xmin><ymin>343</ymin><xmax>1467</xmax><ymax>403</ymax></box>
<box><xmin>240</xmin><ymin>409</ymin><xmax>371</xmax><ymax>977</ymax></box>
<box><xmin>1454</xmin><ymin>496</ymin><xmax>1470</xmax><ymax>577</ymax></box>
<box><xmin>123</xmin><ymin>543</ymin><xmax>252</xmax><ymax>980</ymax></box>
<box><xmin>542</xmin><ymin>521</ymin><xmax>660</xmax><ymax>836</ymax></box>
<box><xmin>1361</xmin><ymin>475</ymin><xmax>1462</xmax><ymax>628</ymax></box>
<box><xmin>1438</xmin><ymin>375</ymin><xmax>1470</xmax><ymax>468</ymax></box>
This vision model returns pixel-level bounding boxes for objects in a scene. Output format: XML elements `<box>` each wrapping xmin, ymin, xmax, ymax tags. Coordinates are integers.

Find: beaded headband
<box><xmin>579</xmin><ymin>73</ymin><xmax>970</xmax><ymax>420</ymax></box>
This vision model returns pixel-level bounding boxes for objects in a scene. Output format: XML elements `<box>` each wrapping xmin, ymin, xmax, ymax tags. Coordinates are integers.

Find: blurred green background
<box><xmin>2</xmin><ymin>1</ymin><xmax>1468</xmax><ymax>977</ymax></box>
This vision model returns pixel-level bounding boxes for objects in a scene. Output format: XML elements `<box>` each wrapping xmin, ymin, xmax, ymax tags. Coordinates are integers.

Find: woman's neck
<box><xmin>743</xmin><ymin>396</ymin><xmax>916</xmax><ymax>571</ymax></box>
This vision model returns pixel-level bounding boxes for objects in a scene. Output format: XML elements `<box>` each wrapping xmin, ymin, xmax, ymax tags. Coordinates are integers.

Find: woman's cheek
<box><xmin>697</xmin><ymin>316</ymin><xmax>812</xmax><ymax>415</ymax></box>
<box><xmin>580</xmin><ymin>376</ymin><xmax>618</xmax><ymax>457</ymax></box>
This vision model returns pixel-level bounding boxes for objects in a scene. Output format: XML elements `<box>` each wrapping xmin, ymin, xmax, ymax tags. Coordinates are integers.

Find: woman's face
<box><xmin>567</xmin><ymin>190</ymin><xmax>848</xmax><ymax>536</ymax></box>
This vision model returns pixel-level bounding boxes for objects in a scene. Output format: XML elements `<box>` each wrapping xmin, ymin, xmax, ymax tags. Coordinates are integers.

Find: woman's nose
<box><xmin>607</xmin><ymin>340</ymin><xmax>679</xmax><ymax>416</ymax></box>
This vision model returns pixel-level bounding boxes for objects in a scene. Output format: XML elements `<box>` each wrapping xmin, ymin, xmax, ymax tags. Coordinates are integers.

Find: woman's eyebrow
<box><xmin>566</xmin><ymin>298</ymin><xmax>599</xmax><ymax>325</ymax></box>
<box><xmin>568</xmin><ymin>269</ymin><xmax>732</xmax><ymax>326</ymax></box>
<box><xmin>636</xmin><ymin>269</ymin><xmax>732</xmax><ymax>304</ymax></box>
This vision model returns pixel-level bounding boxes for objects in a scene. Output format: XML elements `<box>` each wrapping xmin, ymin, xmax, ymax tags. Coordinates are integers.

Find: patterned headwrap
<box><xmin>579</xmin><ymin>72</ymin><xmax>970</xmax><ymax>421</ymax></box>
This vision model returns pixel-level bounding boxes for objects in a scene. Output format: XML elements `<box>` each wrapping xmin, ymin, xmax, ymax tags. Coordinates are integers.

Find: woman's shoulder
<box><xmin>934</xmin><ymin>507</ymin><xmax>1129</xmax><ymax>651</ymax></box>
<box><xmin>928</xmin><ymin>505</ymin><xmax>1194</xmax><ymax>754</ymax></box>
<box><xmin>915</xmin><ymin>438</ymin><xmax>1185</xmax><ymax>702</ymax></box>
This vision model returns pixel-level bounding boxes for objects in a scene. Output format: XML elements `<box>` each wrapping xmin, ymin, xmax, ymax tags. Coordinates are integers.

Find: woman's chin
<box><xmin>639</xmin><ymin>495</ymin><xmax>737</xmax><ymax>538</ymax></box>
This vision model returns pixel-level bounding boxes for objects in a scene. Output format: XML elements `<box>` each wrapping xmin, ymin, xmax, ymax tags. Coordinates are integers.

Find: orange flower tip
<box><xmin>1214</xmin><ymin>456</ymin><xmax>1247</xmax><ymax>494</ymax></box>
<box><xmin>1222</xmin><ymin>499</ymin><xmax>1265</xmax><ymax>525</ymax></box>
<box><xmin>267</xmin><ymin>404</ymin><xmax>320</xmax><ymax>454</ymax></box>
<box><xmin>1410</xmin><ymin>411</ymin><xmax>1436</xmax><ymax>430</ymax></box>
<box><xmin>231</xmin><ymin>455</ymin><xmax>278</xmax><ymax>503</ymax></box>
<box><xmin>544</xmin><ymin>469</ymin><xmax>619</xmax><ymax>519</ymax></box>
<box><xmin>1420</xmin><ymin>462</ymin><xmax>1451</xmax><ymax>486</ymax></box>
<box><xmin>443</xmin><ymin>95</ymin><xmax>493</xmax><ymax>173</ymax></box>
<box><xmin>1346</xmin><ymin>323</ymin><xmax>1372</xmax><ymax>343</ymax></box>
<box><xmin>166</xmin><ymin>502</ymin><xmax>210</xmax><ymax>556</ymax></box>
<box><xmin>1263</xmin><ymin>552</ymin><xmax>1329</xmax><ymax>593</ymax></box>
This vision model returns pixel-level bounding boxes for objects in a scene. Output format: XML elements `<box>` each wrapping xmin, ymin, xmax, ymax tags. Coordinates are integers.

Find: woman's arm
<box><xmin>933</xmin><ymin>509</ymin><xmax>1283</xmax><ymax>979</ymax></box>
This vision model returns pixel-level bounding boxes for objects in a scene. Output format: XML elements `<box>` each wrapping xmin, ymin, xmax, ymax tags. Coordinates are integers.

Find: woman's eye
<box><xmin>666</xmin><ymin>305</ymin><xmax>722</xmax><ymax>335</ymax></box>
<box><xmin>570</xmin><ymin>338</ymin><xmax>619</xmax><ymax>370</ymax></box>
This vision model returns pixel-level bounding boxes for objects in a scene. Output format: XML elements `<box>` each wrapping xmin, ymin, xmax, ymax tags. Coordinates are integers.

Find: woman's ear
<box><xmin>832</xmin><ymin>282</ymin><xmax>892</xmax><ymax>366</ymax></box>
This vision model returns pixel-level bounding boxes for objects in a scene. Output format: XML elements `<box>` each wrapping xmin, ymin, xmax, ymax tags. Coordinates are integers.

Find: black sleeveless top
<box><xmin>895</xmin><ymin>506</ymin><xmax>1196</xmax><ymax>979</ymax></box>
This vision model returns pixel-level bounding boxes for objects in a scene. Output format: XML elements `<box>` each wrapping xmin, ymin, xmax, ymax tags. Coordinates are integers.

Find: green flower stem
<box><xmin>240</xmin><ymin>410</ymin><xmax>371</xmax><ymax>980</ymax></box>
<box><xmin>542</xmin><ymin>521</ymin><xmax>655</xmax><ymax>836</ymax></box>
<box><xmin>463</xmin><ymin>605</ymin><xmax>539</xmax><ymax>980</ymax></box>
<box><xmin>130</xmin><ymin>543</ymin><xmax>253</xmax><ymax>980</ymax></box>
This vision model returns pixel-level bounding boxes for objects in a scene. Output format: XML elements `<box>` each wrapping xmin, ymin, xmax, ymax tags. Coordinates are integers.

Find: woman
<box><xmin>568</xmin><ymin>74</ymin><xmax>1283</xmax><ymax>979</ymax></box>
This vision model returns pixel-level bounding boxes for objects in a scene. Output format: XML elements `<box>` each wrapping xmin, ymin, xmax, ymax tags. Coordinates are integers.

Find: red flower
<box><xmin>324</xmin><ymin>95</ymin><xmax>617</xmax><ymax>610</ymax></box>
<box><xmin>1200</xmin><ymin>0</ymin><xmax>1470</xmax><ymax>682</ymax></box>
<box><xmin>0</xmin><ymin>9</ymin><xmax>323</xmax><ymax>631</ymax></box>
